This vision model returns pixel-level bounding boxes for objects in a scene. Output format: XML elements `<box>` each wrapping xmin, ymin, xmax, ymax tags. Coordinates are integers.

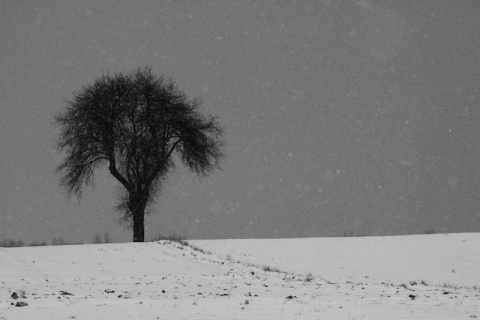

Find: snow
<box><xmin>1</xmin><ymin>233</ymin><xmax>479</xmax><ymax>319</ymax></box>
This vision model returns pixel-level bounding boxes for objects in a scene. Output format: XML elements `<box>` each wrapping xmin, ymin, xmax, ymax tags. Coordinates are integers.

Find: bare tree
<box><xmin>55</xmin><ymin>66</ymin><xmax>225</xmax><ymax>242</ymax></box>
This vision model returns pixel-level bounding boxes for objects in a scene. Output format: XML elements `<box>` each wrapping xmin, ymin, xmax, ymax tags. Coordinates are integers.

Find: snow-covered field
<box><xmin>1</xmin><ymin>234</ymin><xmax>479</xmax><ymax>319</ymax></box>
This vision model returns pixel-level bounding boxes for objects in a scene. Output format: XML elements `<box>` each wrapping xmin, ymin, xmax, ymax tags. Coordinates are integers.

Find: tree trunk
<box><xmin>132</xmin><ymin>199</ymin><xmax>147</xmax><ymax>242</ymax></box>
<box><xmin>133</xmin><ymin>212</ymin><xmax>145</xmax><ymax>242</ymax></box>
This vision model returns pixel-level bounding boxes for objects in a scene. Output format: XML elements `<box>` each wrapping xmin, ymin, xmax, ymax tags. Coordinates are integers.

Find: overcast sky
<box><xmin>1</xmin><ymin>0</ymin><xmax>479</xmax><ymax>243</ymax></box>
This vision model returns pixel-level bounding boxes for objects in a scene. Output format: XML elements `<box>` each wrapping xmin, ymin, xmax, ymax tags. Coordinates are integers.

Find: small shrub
<box><xmin>262</xmin><ymin>265</ymin><xmax>281</xmax><ymax>273</ymax></box>
<box><xmin>343</xmin><ymin>230</ymin><xmax>355</xmax><ymax>237</ymax></box>
<box><xmin>51</xmin><ymin>237</ymin><xmax>64</xmax><ymax>246</ymax></box>
<box><xmin>93</xmin><ymin>232</ymin><xmax>113</xmax><ymax>244</ymax></box>
<box><xmin>29</xmin><ymin>241</ymin><xmax>47</xmax><ymax>247</ymax></box>
<box><xmin>51</xmin><ymin>238</ymin><xmax>84</xmax><ymax>246</ymax></box>
<box><xmin>0</xmin><ymin>239</ymin><xmax>25</xmax><ymax>248</ymax></box>
<box><xmin>93</xmin><ymin>233</ymin><xmax>103</xmax><ymax>244</ymax></box>
<box><xmin>103</xmin><ymin>232</ymin><xmax>112</xmax><ymax>243</ymax></box>
<box><xmin>342</xmin><ymin>230</ymin><xmax>368</xmax><ymax>237</ymax></box>
<box><xmin>304</xmin><ymin>273</ymin><xmax>315</xmax><ymax>282</ymax></box>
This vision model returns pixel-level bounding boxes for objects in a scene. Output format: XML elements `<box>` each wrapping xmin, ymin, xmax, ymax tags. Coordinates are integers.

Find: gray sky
<box><xmin>1</xmin><ymin>0</ymin><xmax>479</xmax><ymax>243</ymax></box>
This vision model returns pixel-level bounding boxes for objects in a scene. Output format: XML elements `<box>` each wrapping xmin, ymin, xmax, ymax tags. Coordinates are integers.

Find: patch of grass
<box><xmin>150</xmin><ymin>233</ymin><xmax>188</xmax><ymax>245</ymax></box>
<box><xmin>441</xmin><ymin>282</ymin><xmax>462</xmax><ymax>290</ymax></box>
<box><xmin>414</xmin><ymin>280</ymin><xmax>480</xmax><ymax>292</ymax></box>
<box><xmin>222</xmin><ymin>254</ymin><xmax>287</xmax><ymax>274</ymax></box>
<box><xmin>187</xmin><ymin>243</ymin><xmax>210</xmax><ymax>254</ymax></box>
<box><xmin>151</xmin><ymin>233</ymin><xmax>210</xmax><ymax>254</ymax></box>
<box><xmin>262</xmin><ymin>265</ymin><xmax>281</xmax><ymax>273</ymax></box>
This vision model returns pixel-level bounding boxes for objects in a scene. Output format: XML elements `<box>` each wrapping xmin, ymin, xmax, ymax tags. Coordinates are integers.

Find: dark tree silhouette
<box><xmin>55</xmin><ymin>66</ymin><xmax>224</xmax><ymax>242</ymax></box>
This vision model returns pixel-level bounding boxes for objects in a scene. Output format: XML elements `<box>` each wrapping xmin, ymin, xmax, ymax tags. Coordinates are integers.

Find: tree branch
<box><xmin>144</xmin><ymin>138</ymin><xmax>182</xmax><ymax>187</ymax></box>
<box><xmin>107</xmin><ymin>151</ymin><xmax>132</xmax><ymax>192</ymax></box>
<box><xmin>109</xmin><ymin>162</ymin><xmax>132</xmax><ymax>192</ymax></box>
